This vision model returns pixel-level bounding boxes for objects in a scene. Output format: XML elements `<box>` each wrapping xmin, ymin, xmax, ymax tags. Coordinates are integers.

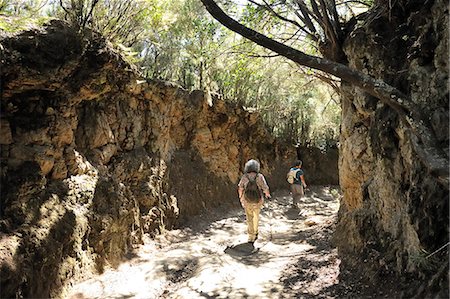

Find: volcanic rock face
<box><xmin>0</xmin><ymin>20</ymin><xmax>338</xmax><ymax>298</ymax></box>
<box><xmin>336</xmin><ymin>0</ymin><xmax>448</xmax><ymax>295</ymax></box>
<box><xmin>0</xmin><ymin>22</ymin><xmax>240</xmax><ymax>298</ymax></box>
<box><xmin>0</xmin><ymin>21</ymin><xmax>237</xmax><ymax>298</ymax></box>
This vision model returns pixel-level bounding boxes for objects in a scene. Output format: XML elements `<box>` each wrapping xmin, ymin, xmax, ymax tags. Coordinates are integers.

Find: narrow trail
<box><xmin>68</xmin><ymin>186</ymin><xmax>341</xmax><ymax>299</ymax></box>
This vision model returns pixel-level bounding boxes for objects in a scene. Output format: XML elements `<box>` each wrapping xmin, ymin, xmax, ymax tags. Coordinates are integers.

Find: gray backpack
<box><xmin>244</xmin><ymin>174</ymin><xmax>262</xmax><ymax>202</ymax></box>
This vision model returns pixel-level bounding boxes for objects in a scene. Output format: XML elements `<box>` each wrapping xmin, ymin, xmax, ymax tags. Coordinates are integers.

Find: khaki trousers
<box><xmin>290</xmin><ymin>184</ymin><xmax>304</xmax><ymax>207</ymax></box>
<box><xmin>244</xmin><ymin>202</ymin><xmax>262</xmax><ymax>242</ymax></box>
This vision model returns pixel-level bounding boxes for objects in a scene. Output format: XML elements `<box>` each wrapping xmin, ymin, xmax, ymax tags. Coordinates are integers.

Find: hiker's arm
<box><xmin>300</xmin><ymin>175</ymin><xmax>307</xmax><ymax>188</ymax></box>
<box><xmin>258</xmin><ymin>175</ymin><xmax>271</xmax><ymax>198</ymax></box>
<box><xmin>237</xmin><ymin>176</ymin><xmax>246</xmax><ymax>208</ymax></box>
<box><xmin>238</xmin><ymin>187</ymin><xmax>246</xmax><ymax>207</ymax></box>
<box><xmin>296</xmin><ymin>170</ymin><xmax>307</xmax><ymax>188</ymax></box>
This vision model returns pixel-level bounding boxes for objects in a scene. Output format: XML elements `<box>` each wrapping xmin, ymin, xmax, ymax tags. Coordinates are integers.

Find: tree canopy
<box><xmin>0</xmin><ymin>0</ymin><xmax>344</xmax><ymax>148</ymax></box>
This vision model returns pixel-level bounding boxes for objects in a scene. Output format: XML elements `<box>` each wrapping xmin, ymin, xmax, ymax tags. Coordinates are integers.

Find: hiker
<box><xmin>238</xmin><ymin>159</ymin><xmax>271</xmax><ymax>243</ymax></box>
<box><xmin>287</xmin><ymin>160</ymin><xmax>307</xmax><ymax>209</ymax></box>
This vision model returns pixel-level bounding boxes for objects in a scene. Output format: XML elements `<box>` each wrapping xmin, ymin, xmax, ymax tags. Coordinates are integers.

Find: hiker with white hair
<box><xmin>237</xmin><ymin>159</ymin><xmax>271</xmax><ymax>243</ymax></box>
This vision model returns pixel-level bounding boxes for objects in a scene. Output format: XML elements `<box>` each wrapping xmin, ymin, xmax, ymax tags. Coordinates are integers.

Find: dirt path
<box><xmin>67</xmin><ymin>186</ymin><xmax>341</xmax><ymax>299</ymax></box>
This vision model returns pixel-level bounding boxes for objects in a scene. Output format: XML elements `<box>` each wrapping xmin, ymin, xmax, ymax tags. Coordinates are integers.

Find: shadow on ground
<box><xmin>70</xmin><ymin>185</ymin><xmax>391</xmax><ymax>299</ymax></box>
<box><xmin>224</xmin><ymin>242</ymin><xmax>259</xmax><ymax>257</ymax></box>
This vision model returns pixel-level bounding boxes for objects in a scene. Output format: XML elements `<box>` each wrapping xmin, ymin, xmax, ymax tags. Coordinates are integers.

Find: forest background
<box><xmin>0</xmin><ymin>0</ymin><xmax>346</xmax><ymax>150</ymax></box>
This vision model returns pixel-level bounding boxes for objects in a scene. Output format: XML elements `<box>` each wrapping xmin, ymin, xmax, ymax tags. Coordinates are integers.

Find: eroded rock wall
<box><xmin>0</xmin><ymin>19</ymin><xmax>334</xmax><ymax>298</ymax></box>
<box><xmin>0</xmin><ymin>17</ymin><xmax>341</xmax><ymax>297</ymax></box>
<box><xmin>336</xmin><ymin>0</ymin><xmax>448</xmax><ymax>295</ymax></box>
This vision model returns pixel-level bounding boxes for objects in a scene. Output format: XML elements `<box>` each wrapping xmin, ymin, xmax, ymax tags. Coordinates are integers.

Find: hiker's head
<box><xmin>244</xmin><ymin>159</ymin><xmax>260</xmax><ymax>173</ymax></box>
<box><xmin>293</xmin><ymin>160</ymin><xmax>302</xmax><ymax>168</ymax></box>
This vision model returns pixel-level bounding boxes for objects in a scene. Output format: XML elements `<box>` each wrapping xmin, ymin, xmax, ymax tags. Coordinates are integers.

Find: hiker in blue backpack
<box><xmin>238</xmin><ymin>159</ymin><xmax>271</xmax><ymax>243</ymax></box>
<box><xmin>287</xmin><ymin>160</ymin><xmax>307</xmax><ymax>209</ymax></box>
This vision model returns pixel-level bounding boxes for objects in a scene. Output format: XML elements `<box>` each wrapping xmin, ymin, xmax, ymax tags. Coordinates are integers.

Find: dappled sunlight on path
<box><xmin>67</xmin><ymin>186</ymin><xmax>340</xmax><ymax>299</ymax></box>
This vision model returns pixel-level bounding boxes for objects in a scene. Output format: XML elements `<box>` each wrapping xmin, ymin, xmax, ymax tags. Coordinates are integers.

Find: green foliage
<box><xmin>116</xmin><ymin>43</ymin><xmax>140</xmax><ymax>65</ymax></box>
<box><xmin>132</xmin><ymin>0</ymin><xmax>341</xmax><ymax>147</ymax></box>
<box><xmin>91</xmin><ymin>0</ymin><xmax>152</xmax><ymax>46</ymax></box>
<box><xmin>4</xmin><ymin>0</ymin><xmax>342</xmax><ymax>148</ymax></box>
<box><xmin>40</xmin><ymin>0</ymin><xmax>153</xmax><ymax>46</ymax></box>
<box><xmin>0</xmin><ymin>0</ymin><xmax>48</xmax><ymax>16</ymax></box>
<box><xmin>136</xmin><ymin>0</ymin><xmax>223</xmax><ymax>89</ymax></box>
<box><xmin>0</xmin><ymin>15</ymin><xmax>52</xmax><ymax>32</ymax></box>
<box><xmin>56</xmin><ymin>0</ymin><xmax>99</xmax><ymax>29</ymax></box>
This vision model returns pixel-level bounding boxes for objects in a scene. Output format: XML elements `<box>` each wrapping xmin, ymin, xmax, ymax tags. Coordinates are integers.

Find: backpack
<box><xmin>287</xmin><ymin>169</ymin><xmax>300</xmax><ymax>184</ymax></box>
<box><xmin>244</xmin><ymin>174</ymin><xmax>262</xmax><ymax>202</ymax></box>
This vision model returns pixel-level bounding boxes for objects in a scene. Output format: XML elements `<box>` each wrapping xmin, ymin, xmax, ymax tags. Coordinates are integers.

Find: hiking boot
<box><xmin>248</xmin><ymin>234</ymin><xmax>258</xmax><ymax>243</ymax></box>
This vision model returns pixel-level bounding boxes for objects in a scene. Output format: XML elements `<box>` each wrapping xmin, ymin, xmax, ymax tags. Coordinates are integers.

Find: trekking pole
<box><xmin>265</xmin><ymin>194</ymin><xmax>273</xmax><ymax>242</ymax></box>
<box><xmin>269</xmin><ymin>205</ymin><xmax>273</xmax><ymax>242</ymax></box>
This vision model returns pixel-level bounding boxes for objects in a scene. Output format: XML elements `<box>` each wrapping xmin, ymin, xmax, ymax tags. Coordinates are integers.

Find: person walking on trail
<box><xmin>238</xmin><ymin>159</ymin><xmax>271</xmax><ymax>243</ymax></box>
<box><xmin>287</xmin><ymin>160</ymin><xmax>307</xmax><ymax>209</ymax></box>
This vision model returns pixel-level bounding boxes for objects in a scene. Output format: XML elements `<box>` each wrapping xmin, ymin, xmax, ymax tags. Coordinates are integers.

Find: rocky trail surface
<box><xmin>66</xmin><ymin>186</ymin><xmax>372</xmax><ymax>299</ymax></box>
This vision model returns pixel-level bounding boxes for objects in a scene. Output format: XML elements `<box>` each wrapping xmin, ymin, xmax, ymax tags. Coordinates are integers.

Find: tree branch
<box><xmin>309</xmin><ymin>0</ymin><xmax>327</xmax><ymax>29</ymax></box>
<box><xmin>293</xmin><ymin>0</ymin><xmax>318</xmax><ymax>36</ymax></box>
<box><xmin>247</xmin><ymin>0</ymin><xmax>316</xmax><ymax>41</ymax></box>
<box><xmin>317</xmin><ymin>0</ymin><xmax>339</xmax><ymax>46</ymax></box>
<box><xmin>59</xmin><ymin>0</ymin><xmax>70</xmax><ymax>15</ymax></box>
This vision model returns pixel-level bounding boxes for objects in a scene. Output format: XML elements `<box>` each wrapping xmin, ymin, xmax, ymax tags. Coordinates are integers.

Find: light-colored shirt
<box><xmin>238</xmin><ymin>172</ymin><xmax>270</xmax><ymax>194</ymax></box>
